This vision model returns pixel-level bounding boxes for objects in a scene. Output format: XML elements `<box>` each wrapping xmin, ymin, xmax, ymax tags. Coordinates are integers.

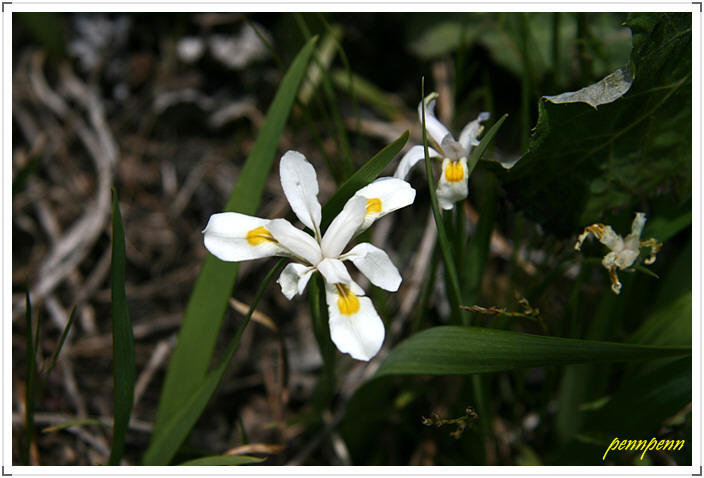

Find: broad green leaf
<box><xmin>178</xmin><ymin>455</ymin><xmax>265</xmax><ymax>466</ymax></box>
<box><xmin>375</xmin><ymin>326</ymin><xmax>690</xmax><ymax>377</ymax></box>
<box><xmin>502</xmin><ymin>12</ymin><xmax>691</xmax><ymax>237</ymax></box>
<box><xmin>108</xmin><ymin>188</ymin><xmax>136</xmax><ymax>466</ymax></box>
<box><xmin>319</xmin><ymin>130</ymin><xmax>408</xmax><ymax>228</ymax></box>
<box><xmin>151</xmin><ymin>37</ymin><xmax>317</xmax><ymax>442</ymax></box>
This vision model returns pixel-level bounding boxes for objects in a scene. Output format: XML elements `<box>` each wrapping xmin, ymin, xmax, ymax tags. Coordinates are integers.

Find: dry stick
<box><xmin>15</xmin><ymin>56</ymin><xmax>117</xmax><ymax>319</ymax></box>
<box><xmin>394</xmin><ymin>211</ymin><xmax>437</xmax><ymax>329</ymax></box>
<box><xmin>133</xmin><ymin>338</ymin><xmax>175</xmax><ymax>409</ymax></box>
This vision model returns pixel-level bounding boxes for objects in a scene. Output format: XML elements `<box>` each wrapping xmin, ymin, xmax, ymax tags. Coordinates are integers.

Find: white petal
<box><xmin>317</xmin><ymin>257</ymin><xmax>353</xmax><ymax>285</ymax></box>
<box><xmin>393</xmin><ymin>145</ymin><xmax>440</xmax><ymax>179</ymax></box>
<box><xmin>320</xmin><ymin>195</ymin><xmax>366</xmax><ymax>258</ymax></box>
<box><xmin>343</xmin><ymin>243</ymin><xmax>401</xmax><ymax>292</ymax></box>
<box><xmin>440</xmin><ymin>134</ymin><xmax>468</xmax><ymax>161</ymax></box>
<box><xmin>596</xmin><ymin>225</ymin><xmax>624</xmax><ymax>252</ymax></box>
<box><xmin>350</xmin><ymin>177</ymin><xmax>416</xmax><ymax>234</ymax></box>
<box><xmin>267</xmin><ymin>218</ymin><xmax>322</xmax><ymax>265</ymax></box>
<box><xmin>279</xmin><ymin>151</ymin><xmax>322</xmax><ymax>237</ymax></box>
<box><xmin>325</xmin><ymin>282</ymin><xmax>385</xmax><ymax>361</ymax></box>
<box><xmin>436</xmin><ymin>158</ymin><xmax>469</xmax><ymax>210</ymax></box>
<box><xmin>458</xmin><ymin>111</ymin><xmax>490</xmax><ymax>152</ymax></box>
<box><xmin>419</xmin><ymin>92</ymin><xmax>452</xmax><ymax>149</ymax></box>
<box><xmin>623</xmin><ymin>212</ymin><xmax>646</xmax><ymax>250</ymax></box>
<box><xmin>277</xmin><ymin>263</ymin><xmax>315</xmax><ymax>299</ymax></box>
<box><xmin>202</xmin><ymin>212</ymin><xmax>283</xmax><ymax>261</ymax></box>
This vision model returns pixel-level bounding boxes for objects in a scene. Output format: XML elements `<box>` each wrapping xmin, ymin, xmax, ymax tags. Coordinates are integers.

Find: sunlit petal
<box><xmin>393</xmin><ymin>145</ymin><xmax>441</xmax><ymax>180</ymax></box>
<box><xmin>325</xmin><ymin>282</ymin><xmax>385</xmax><ymax>361</ymax></box>
<box><xmin>267</xmin><ymin>218</ymin><xmax>322</xmax><ymax>265</ymax></box>
<box><xmin>419</xmin><ymin>92</ymin><xmax>452</xmax><ymax>149</ymax></box>
<box><xmin>320</xmin><ymin>195</ymin><xmax>367</xmax><ymax>258</ymax></box>
<box><xmin>277</xmin><ymin>263</ymin><xmax>315</xmax><ymax>299</ymax></box>
<box><xmin>202</xmin><ymin>212</ymin><xmax>283</xmax><ymax>262</ymax></box>
<box><xmin>279</xmin><ymin>150</ymin><xmax>323</xmax><ymax>238</ymax></box>
<box><xmin>343</xmin><ymin>243</ymin><xmax>402</xmax><ymax>292</ymax></box>
<box><xmin>317</xmin><ymin>257</ymin><xmax>353</xmax><ymax>285</ymax></box>
<box><xmin>351</xmin><ymin>177</ymin><xmax>416</xmax><ymax>234</ymax></box>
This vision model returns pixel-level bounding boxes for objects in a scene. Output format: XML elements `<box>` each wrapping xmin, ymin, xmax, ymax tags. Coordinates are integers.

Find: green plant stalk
<box><xmin>108</xmin><ymin>188</ymin><xmax>136</xmax><ymax>466</ymax></box>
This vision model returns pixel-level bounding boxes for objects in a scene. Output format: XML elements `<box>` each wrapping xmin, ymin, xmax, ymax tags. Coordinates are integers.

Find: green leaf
<box><xmin>503</xmin><ymin>12</ymin><xmax>691</xmax><ymax>237</ymax></box>
<box><xmin>151</xmin><ymin>37</ymin><xmax>317</xmax><ymax>443</ymax></box>
<box><xmin>375</xmin><ymin>326</ymin><xmax>690</xmax><ymax>377</ymax></box>
<box><xmin>108</xmin><ymin>188</ymin><xmax>136</xmax><ymax>466</ymax></box>
<box><xmin>40</xmin><ymin>305</ymin><xmax>77</xmax><ymax>392</ymax></box>
<box><xmin>178</xmin><ymin>455</ymin><xmax>266</xmax><ymax>466</ymax></box>
<box><xmin>319</xmin><ymin>130</ymin><xmax>408</xmax><ymax>228</ymax></box>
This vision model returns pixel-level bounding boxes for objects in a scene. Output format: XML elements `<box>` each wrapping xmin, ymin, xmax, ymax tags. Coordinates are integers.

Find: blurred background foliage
<box><xmin>12</xmin><ymin>11</ymin><xmax>691</xmax><ymax>466</ymax></box>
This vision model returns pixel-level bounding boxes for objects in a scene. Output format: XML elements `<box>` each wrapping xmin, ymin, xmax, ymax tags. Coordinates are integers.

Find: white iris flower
<box><xmin>575</xmin><ymin>212</ymin><xmax>662</xmax><ymax>294</ymax></box>
<box><xmin>202</xmin><ymin>150</ymin><xmax>416</xmax><ymax>361</ymax></box>
<box><xmin>394</xmin><ymin>92</ymin><xmax>490</xmax><ymax>210</ymax></box>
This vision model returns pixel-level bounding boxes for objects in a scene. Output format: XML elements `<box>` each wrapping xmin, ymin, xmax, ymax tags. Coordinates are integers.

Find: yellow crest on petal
<box><xmin>444</xmin><ymin>160</ymin><xmax>465</xmax><ymax>183</ymax></box>
<box><xmin>366</xmin><ymin>197</ymin><xmax>382</xmax><ymax>215</ymax></box>
<box><xmin>336</xmin><ymin>284</ymin><xmax>360</xmax><ymax>315</ymax></box>
<box><xmin>246</xmin><ymin>226</ymin><xmax>277</xmax><ymax>246</ymax></box>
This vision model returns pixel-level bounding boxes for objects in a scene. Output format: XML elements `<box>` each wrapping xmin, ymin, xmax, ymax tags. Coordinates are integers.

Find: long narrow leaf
<box><xmin>152</xmin><ymin>37</ymin><xmax>318</xmax><ymax>441</ymax></box>
<box><xmin>108</xmin><ymin>188</ymin><xmax>136</xmax><ymax>465</ymax></box>
<box><xmin>40</xmin><ymin>305</ymin><xmax>77</xmax><ymax>390</ymax></box>
<box><xmin>376</xmin><ymin>326</ymin><xmax>690</xmax><ymax>377</ymax></box>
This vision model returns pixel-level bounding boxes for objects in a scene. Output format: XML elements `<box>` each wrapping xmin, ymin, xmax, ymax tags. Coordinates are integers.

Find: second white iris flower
<box><xmin>394</xmin><ymin>92</ymin><xmax>490</xmax><ymax>210</ymax></box>
<box><xmin>203</xmin><ymin>151</ymin><xmax>416</xmax><ymax>361</ymax></box>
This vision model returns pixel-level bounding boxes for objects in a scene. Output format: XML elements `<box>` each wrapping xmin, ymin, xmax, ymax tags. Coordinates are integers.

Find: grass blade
<box><xmin>376</xmin><ymin>326</ymin><xmax>691</xmax><ymax>377</ymax></box>
<box><xmin>108</xmin><ymin>188</ymin><xmax>136</xmax><ymax>466</ymax></box>
<box><xmin>178</xmin><ymin>455</ymin><xmax>266</xmax><ymax>466</ymax></box>
<box><xmin>151</xmin><ymin>37</ymin><xmax>317</xmax><ymax>442</ymax></box>
<box><xmin>40</xmin><ymin>305</ymin><xmax>77</xmax><ymax>390</ymax></box>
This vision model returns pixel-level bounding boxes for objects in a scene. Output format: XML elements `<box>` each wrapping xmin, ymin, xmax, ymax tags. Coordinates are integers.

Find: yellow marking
<box><xmin>444</xmin><ymin>161</ymin><xmax>465</xmax><ymax>183</ymax></box>
<box><xmin>246</xmin><ymin>226</ymin><xmax>277</xmax><ymax>246</ymax></box>
<box><xmin>366</xmin><ymin>197</ymin><xmax>382</xmax><ymax>215</ymax></box>
<box><xmin>335</xmin><ymin>283</ymin><xmax>360</xmax><ymax>315</ymax></box>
